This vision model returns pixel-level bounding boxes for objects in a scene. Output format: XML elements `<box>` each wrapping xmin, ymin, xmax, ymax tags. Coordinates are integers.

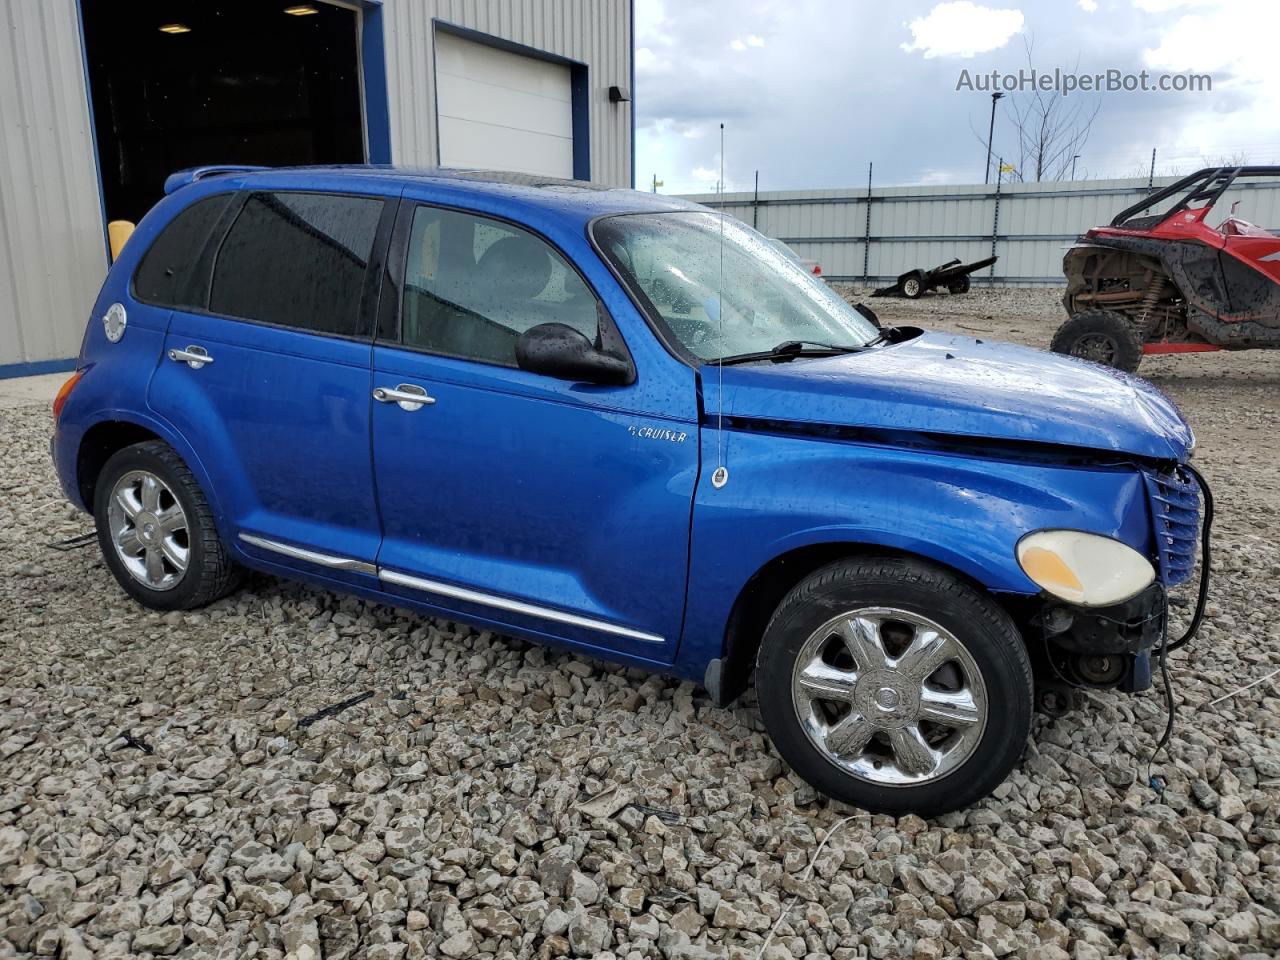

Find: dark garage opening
<box><xmin>81</xmin><ymin>0</ymin><xmax>366</xmax><ymax>225</ymax></box>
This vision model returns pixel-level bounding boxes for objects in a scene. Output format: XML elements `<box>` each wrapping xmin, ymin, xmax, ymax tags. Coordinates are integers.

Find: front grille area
<box><xmin>1143</xmin><ymin>466</ymin><xmax>1200</xmax><ymax>586</ymax></box>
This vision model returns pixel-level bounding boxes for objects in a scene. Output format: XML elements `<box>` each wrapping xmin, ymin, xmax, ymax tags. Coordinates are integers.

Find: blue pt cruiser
<box><xmin>52</xmin><ymin>166</ymin><xmax>1208</xmax><ymax>815</ymax></box>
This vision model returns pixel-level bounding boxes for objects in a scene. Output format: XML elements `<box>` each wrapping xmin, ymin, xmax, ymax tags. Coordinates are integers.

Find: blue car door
<box><xmin>147</xmin><ymin>186</ymin><xmax>395</xmax><ymax>580</ymax></box>
<box><xmin>369</xmin><ymin>200</ymin><xmax>699</xmax><ymax>662</ymax></box>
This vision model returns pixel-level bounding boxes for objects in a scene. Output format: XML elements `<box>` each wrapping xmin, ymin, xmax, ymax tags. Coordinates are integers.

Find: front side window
<box><xmin>133</xmin><ymin>194</ymin><xmax>233</xmax><ymax>309</ymax></box>
<box><xmin>210</xmin><ymin>192</ymin><xmax>383</xmax><ymax>336</ymax></box>
<box><xmin>593</xmin><ymin>211</ymin><xmax>879</xmax><ymax>362</ymax></box>
<box><xmin>399</xmin><ymin>206</ymin><xmax>598</xmax><ymax>367</ymax></box>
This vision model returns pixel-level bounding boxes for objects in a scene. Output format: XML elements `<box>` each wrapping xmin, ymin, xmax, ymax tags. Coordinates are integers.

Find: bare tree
<box><xmin>972</xmin><ymin>36</ymin><xmax>1101</xmax><ymax>183</ymax></box>
<box><xmin>1007</xmin><ymin>39</ymin><xmax>1101</xmax><ymax>181</ymax></box>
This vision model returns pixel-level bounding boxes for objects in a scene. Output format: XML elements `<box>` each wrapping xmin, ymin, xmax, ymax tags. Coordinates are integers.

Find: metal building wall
<box><xmin>684</xmin><ymin>175</ymin><xmax>1280</xmax><ymax>285</ymax></box>
<box><xmin>0</xmin><ymin>0</ymin><xmax>106</xmax><ymax>375</ymax></box>
<box><xmin>382</xmin><ymin>0</ymin><xmax>633</xmax><ymax>187</ymax></box>
<box><xmin>0</xmin><ymin>0</ymin><xmax>633</xmax><ymax>375</ymax></box>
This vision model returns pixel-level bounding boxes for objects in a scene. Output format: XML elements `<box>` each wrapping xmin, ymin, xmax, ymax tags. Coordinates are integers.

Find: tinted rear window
<box><xmin>133</xmin><ymin>194</ymin><xmax>232</xmax><ymax>309</ymax></box>
<box><xmin>209</xmin><ymin>192</ymin><xmax>383</xmax><ymax>337</ymax></box>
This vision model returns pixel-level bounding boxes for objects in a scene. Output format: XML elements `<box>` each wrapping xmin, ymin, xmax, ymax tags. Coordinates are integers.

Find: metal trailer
<box><xmin>872</xmin><ymin>256</ymin><xmax>999</xmax><ymax>299</ymax></box>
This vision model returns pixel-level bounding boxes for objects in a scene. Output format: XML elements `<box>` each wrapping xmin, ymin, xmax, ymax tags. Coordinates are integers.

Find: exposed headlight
<box><xmin>1016</xmin><ymin>530</ymin><xmax>1155</xmax><ymax>607</ymax></box>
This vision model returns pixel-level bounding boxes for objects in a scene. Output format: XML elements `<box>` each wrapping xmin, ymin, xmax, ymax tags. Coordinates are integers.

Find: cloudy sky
<box><xmin>634</xmin><ymin>0</ymin><xmax>1280</xmax><ymax>194</ymax></box>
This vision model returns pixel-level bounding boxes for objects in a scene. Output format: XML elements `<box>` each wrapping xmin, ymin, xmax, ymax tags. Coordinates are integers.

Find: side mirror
<box><xmin>516</xmin><ymin>323</ymin><xmax>634</xmax><ymax>385</ymax></box>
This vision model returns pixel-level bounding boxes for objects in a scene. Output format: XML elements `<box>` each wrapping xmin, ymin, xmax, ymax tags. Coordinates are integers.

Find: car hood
<box><xmin>707</xmin><ymin>331</ymin><xmax>1193</xmax><ymax>461</ymax></box>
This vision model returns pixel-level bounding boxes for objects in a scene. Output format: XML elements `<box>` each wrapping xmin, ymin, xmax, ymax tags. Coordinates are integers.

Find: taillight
<box><xmin>52</xmin><ymin>371</ymin><xmax>84</xmax><ymax>420</ymax></box>
<box><xmin>812</xmin><ymin>265</ymin><xmax>822</xmax><ymax>276</ymax></box>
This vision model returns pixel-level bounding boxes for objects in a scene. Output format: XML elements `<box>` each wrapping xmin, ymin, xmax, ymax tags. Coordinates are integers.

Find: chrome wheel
<box><xmin>791</xmin><ymin>607</ymin><xmax>988</xmax><ymax>786</ymax></box>
<box><xmin>107</xmin><ymin>470</ymin><xmax>189</xmax><ymax>591</ymax></box>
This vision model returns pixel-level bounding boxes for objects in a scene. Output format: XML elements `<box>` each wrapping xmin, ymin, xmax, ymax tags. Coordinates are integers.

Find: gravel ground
<box><xmin>2</xmin><ymin>287</ymin><xmax>1279</xmax><ymax>960</ymax></box>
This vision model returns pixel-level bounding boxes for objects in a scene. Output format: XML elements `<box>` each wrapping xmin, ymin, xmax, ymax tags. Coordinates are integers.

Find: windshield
<box><xmin>593</xmin><ymin>211</ymin><xmax>879</xmax><ymax>362</ymax></box>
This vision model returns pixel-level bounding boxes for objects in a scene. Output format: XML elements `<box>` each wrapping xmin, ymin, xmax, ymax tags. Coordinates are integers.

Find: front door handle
<box><xmin>168</xmin><ymin>345</ymin><xmax>213</xmax><ymax>369</ymax></box>
<box><xmin>373</xmin><ymin>383</ymin><xmax>435</xmax><ymax>412</ymax></box>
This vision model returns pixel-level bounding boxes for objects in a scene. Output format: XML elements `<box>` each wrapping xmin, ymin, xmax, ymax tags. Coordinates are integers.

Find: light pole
<box><xmin>1071</xmin><ymin>154</ymin><xmax>1080</xmax><ymax>181</ymax></box>
<box><xmin>984</xmin><ymin>92</ymin><xmax>1005</xmax><ymax>185</ymax></box>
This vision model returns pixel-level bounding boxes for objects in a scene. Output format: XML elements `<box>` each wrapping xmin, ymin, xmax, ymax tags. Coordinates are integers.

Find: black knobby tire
<box><xmin>901</xmin><ymin>272</ymin><xmax>926</xmax><ymax>299</ymax></box>
<box><xmin>1050</xmin><ymin>309</ymin><xmax>1144</xmax><ymax>372</ymax></box>
<box><xmin>948</xmin><ymin>276</ymin><xmax>971</xmax><ymax>295</ymax></box>
<box><xmin>94</xmin><ymin>440</ymin><xmax>242</xmax><ymax>610</ymax></box>
<box><xmin>755</xmin><ymin>557</ymin><xmax>1034</xmax><ymax>816</ymax></box>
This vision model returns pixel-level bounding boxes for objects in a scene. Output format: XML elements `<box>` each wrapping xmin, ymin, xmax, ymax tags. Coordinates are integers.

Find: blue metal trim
<box><xmin>433</xmin><ymin>20</ymin><xmax>589</xmax><ymax>69</ymax></box>
<box><xmin>359</xmin><ymin>1</ymin><xmax>393</xmax><ymax>163</ymax></box>
<box><xmin>73</xmin><ymin>0</ymin><xmax>111</xmax><ymax>264</ymax></box>
<box><xmin>629</xmin><ymin>0</ymin><xmax>635</xmax><ymax>188</ymax></box>
<box><xmin>0</xmin><ymin>357</ymin><xmax>77</xmax><ymax>381</ymax></box>
<box><xmin>432</xmin><ymin>19</ymin><xmax>591</xmax><ymax>181</ymax></box>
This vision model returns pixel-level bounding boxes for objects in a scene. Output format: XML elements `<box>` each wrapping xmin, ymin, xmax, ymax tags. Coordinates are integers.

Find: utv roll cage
<box><xmin>1111</xmin><ymin>165</ymin><xmax>1280</xmax><ymax>230</ymax></box>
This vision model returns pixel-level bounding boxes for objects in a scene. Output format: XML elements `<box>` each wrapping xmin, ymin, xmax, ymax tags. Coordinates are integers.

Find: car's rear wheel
<box><xmin>947</xmin><ymin>276</ymin><xmax>970</xmax><ymax>294</ymax></box>
<box><xmin>94</xmin><ymin>440</ymin><xmax>242</xmax><ymax>610</ymax></box>
<box><xmin>1050</xmin><ymin>309</ymin><xmax>1143</xmax><ymax>372</ymax></box>
<box><xmin>901</xmin><ymin>272</ymin><xmax>925</xmax><ymax>299</ymax></box>
<box><xmin>755</xmin><ymin>557</ymin><xmax>1033</xmax><ymax>816</ymax></box>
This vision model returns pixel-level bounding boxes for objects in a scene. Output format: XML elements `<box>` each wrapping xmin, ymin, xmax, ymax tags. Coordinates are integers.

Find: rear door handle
<box><xmin>168</xmin><ymin>345</ymin><xmax>213</xmax><ymax>369</ymax></box>
<box><xmin>373</xmin><ymin>383</ymin><xmax>435</xmax><ymax>412</ymax></box>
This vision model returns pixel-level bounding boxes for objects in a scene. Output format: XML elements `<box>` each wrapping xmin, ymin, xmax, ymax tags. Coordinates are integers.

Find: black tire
<box><xmin>947</xmin><ymin>276</ymin><xmax>971</xmax><ymax>295</ymax></box>
<box><xmin>755</xmin><ymin>557</ymin><xmax>1033</xmax><ymax>816</ymax></box>
<box><xmin>901</xmin><ymin>272</ymin><xmax>926</xmax><ymax>299</ymax></box>
<box><xmin>93</xmin><ymin>440</ymin><xmax>242</xmax><ymax>610</ymax></box>
<box><xmin>1050</xmin><ymin>309</ymin><xmax>1143</xmax><ymax>372</ymax></box>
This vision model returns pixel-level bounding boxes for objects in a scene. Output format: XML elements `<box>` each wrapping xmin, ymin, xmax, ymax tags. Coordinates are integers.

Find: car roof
<box><xmin>178</xmin><ymin>165</ymin><xmax>706</xmax><ymax>224</ymax></box>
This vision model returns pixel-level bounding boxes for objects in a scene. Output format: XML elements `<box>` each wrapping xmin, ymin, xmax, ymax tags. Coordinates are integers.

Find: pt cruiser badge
<box><xmin>628</xmin><ymin>424</ymin><xmax>688</xmax><ymax>443</ymax></box>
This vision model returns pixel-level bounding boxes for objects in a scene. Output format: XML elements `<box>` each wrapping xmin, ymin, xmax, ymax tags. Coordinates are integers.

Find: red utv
<box><xmin>1051</xmin><ymin>166</ymin><xmax>1280</xmax><ymax>371</ymax></box>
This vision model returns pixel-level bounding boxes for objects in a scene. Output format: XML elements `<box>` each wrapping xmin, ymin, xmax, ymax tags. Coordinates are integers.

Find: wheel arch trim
<box><xmin>697</xmin><ymin>530</ymin><xmax>1035</xmax><ymax>707</ymax></box>
<box><xmin>73</xmin><ymin>410</ymin><xmax>227</xmax><ymax>534</ymax></box>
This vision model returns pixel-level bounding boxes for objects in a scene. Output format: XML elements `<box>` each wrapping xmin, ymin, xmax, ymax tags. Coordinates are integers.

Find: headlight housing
<box><xmin>1016</xmin><ymin>530</ymin><xmax>1155</xmax><ymax>607</ymax></box>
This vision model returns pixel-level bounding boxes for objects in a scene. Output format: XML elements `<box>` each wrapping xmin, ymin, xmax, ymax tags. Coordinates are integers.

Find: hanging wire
<box><xmin>716</xmin><ymin>122</ymin><xmax>727</xmax><ymax>477</ymax></box>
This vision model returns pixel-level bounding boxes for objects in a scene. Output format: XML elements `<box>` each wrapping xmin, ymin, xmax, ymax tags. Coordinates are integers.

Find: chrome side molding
<box><xmin>378</xmin><ymin>568</ymin><xmax>666</xmax><ymax>644</ymax></box>
<box><xmin>237</xmin><ymin>533</ymin><xmax>377</xmax><ymax>576</ymax></box>
<box><xmin>237</xmin><ymin>534</ymin><xmax>665</xmax><ymax>645</ymax></box>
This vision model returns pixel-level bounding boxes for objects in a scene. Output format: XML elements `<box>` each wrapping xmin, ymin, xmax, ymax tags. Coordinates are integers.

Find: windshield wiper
<box><xmin>716</xmin><ymin>339</ymin><xmax>866</xmax><ymax>366</ymax></box>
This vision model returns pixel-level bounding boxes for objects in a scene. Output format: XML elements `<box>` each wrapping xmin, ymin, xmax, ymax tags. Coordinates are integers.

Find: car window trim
<box><xmin>130</xmin><ymin>190</ymin><xmax>245</xmax><ymax>311</ymax></box>
<box><xmin>191</xmin><ymin>188</ymin><xmax>394</xmax><ymax>342</ymax></box>
<box><xmin>378</xmin><ymin>199</ymin><xmax>636</xmax><ymax>376</ymax></box>
<box><xmin>586</xmin><ymin>211</ymin><xmax>703</xmax><ymax>369</ymax></box>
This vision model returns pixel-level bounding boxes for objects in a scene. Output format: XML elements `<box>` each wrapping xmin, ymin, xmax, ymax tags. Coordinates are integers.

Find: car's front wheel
<box><xmin>756</xmin><ymin>557</ymin><xmax>1033</xmax><ymax>816</ymax></box>
<box><xmin>94</xmin><ymin>440</ymin><xmax>242</xmax><ymax>610</ymax></box>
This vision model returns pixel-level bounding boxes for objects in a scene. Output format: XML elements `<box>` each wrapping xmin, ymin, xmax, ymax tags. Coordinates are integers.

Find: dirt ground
<box><xmin>1</xmin><ymin>286</ymin><xmax>1279</xmax><ymax>960</ymax></box>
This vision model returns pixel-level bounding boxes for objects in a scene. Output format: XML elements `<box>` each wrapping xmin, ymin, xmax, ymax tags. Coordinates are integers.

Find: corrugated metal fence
<box><xmin>682</xmin><ymin>174</ymin><xmax>1280</xmax><ymax>285</ymax></box>
<box><xmin>0</xmin><ymin>0</ymin><xmax>107</xmax><ymax>376</ymax></box>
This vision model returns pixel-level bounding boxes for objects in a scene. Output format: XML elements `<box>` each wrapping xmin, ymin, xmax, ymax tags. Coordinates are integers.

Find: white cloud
<box><xmin>1078</xmin><ymin>0</ymin><xmax>1098</xmax><ymax>11</ymax></box>
<box><xmin>1143</xmin><ymin>2</ymin><xmax>1277</xmax><ymax>74</ymax></box>
<box><xmin>900</xmin><ymin>2</ymin><xmax>1025</xmax><ymax>59</ymax></box>
<box><xmin>1140</xmin><ymin>1</ymin><xmax>1280</xmax><ymax>163</ymax></box>
<box><xmin>1132</xmin><ymin>0</ymin><xmax>1205</xmax><ymax>10</ymax></box>
<box><xmin>730</xmin><ymin>34</ymin><xmax>766</xmax><ymax>52</ymax></box>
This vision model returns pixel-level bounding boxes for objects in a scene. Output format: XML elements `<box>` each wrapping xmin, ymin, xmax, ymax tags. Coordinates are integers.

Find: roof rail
<box><xmin>163</xmin><ymin>165</ymin><xmax>269</xmax><ymax>196</ymax></box>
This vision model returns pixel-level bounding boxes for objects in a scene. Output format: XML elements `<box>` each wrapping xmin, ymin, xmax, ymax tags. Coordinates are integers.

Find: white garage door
<box><xmin>435</xmin><ymin>31</ymin><xmax>574</xmax><ymax>179</ymax></box>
